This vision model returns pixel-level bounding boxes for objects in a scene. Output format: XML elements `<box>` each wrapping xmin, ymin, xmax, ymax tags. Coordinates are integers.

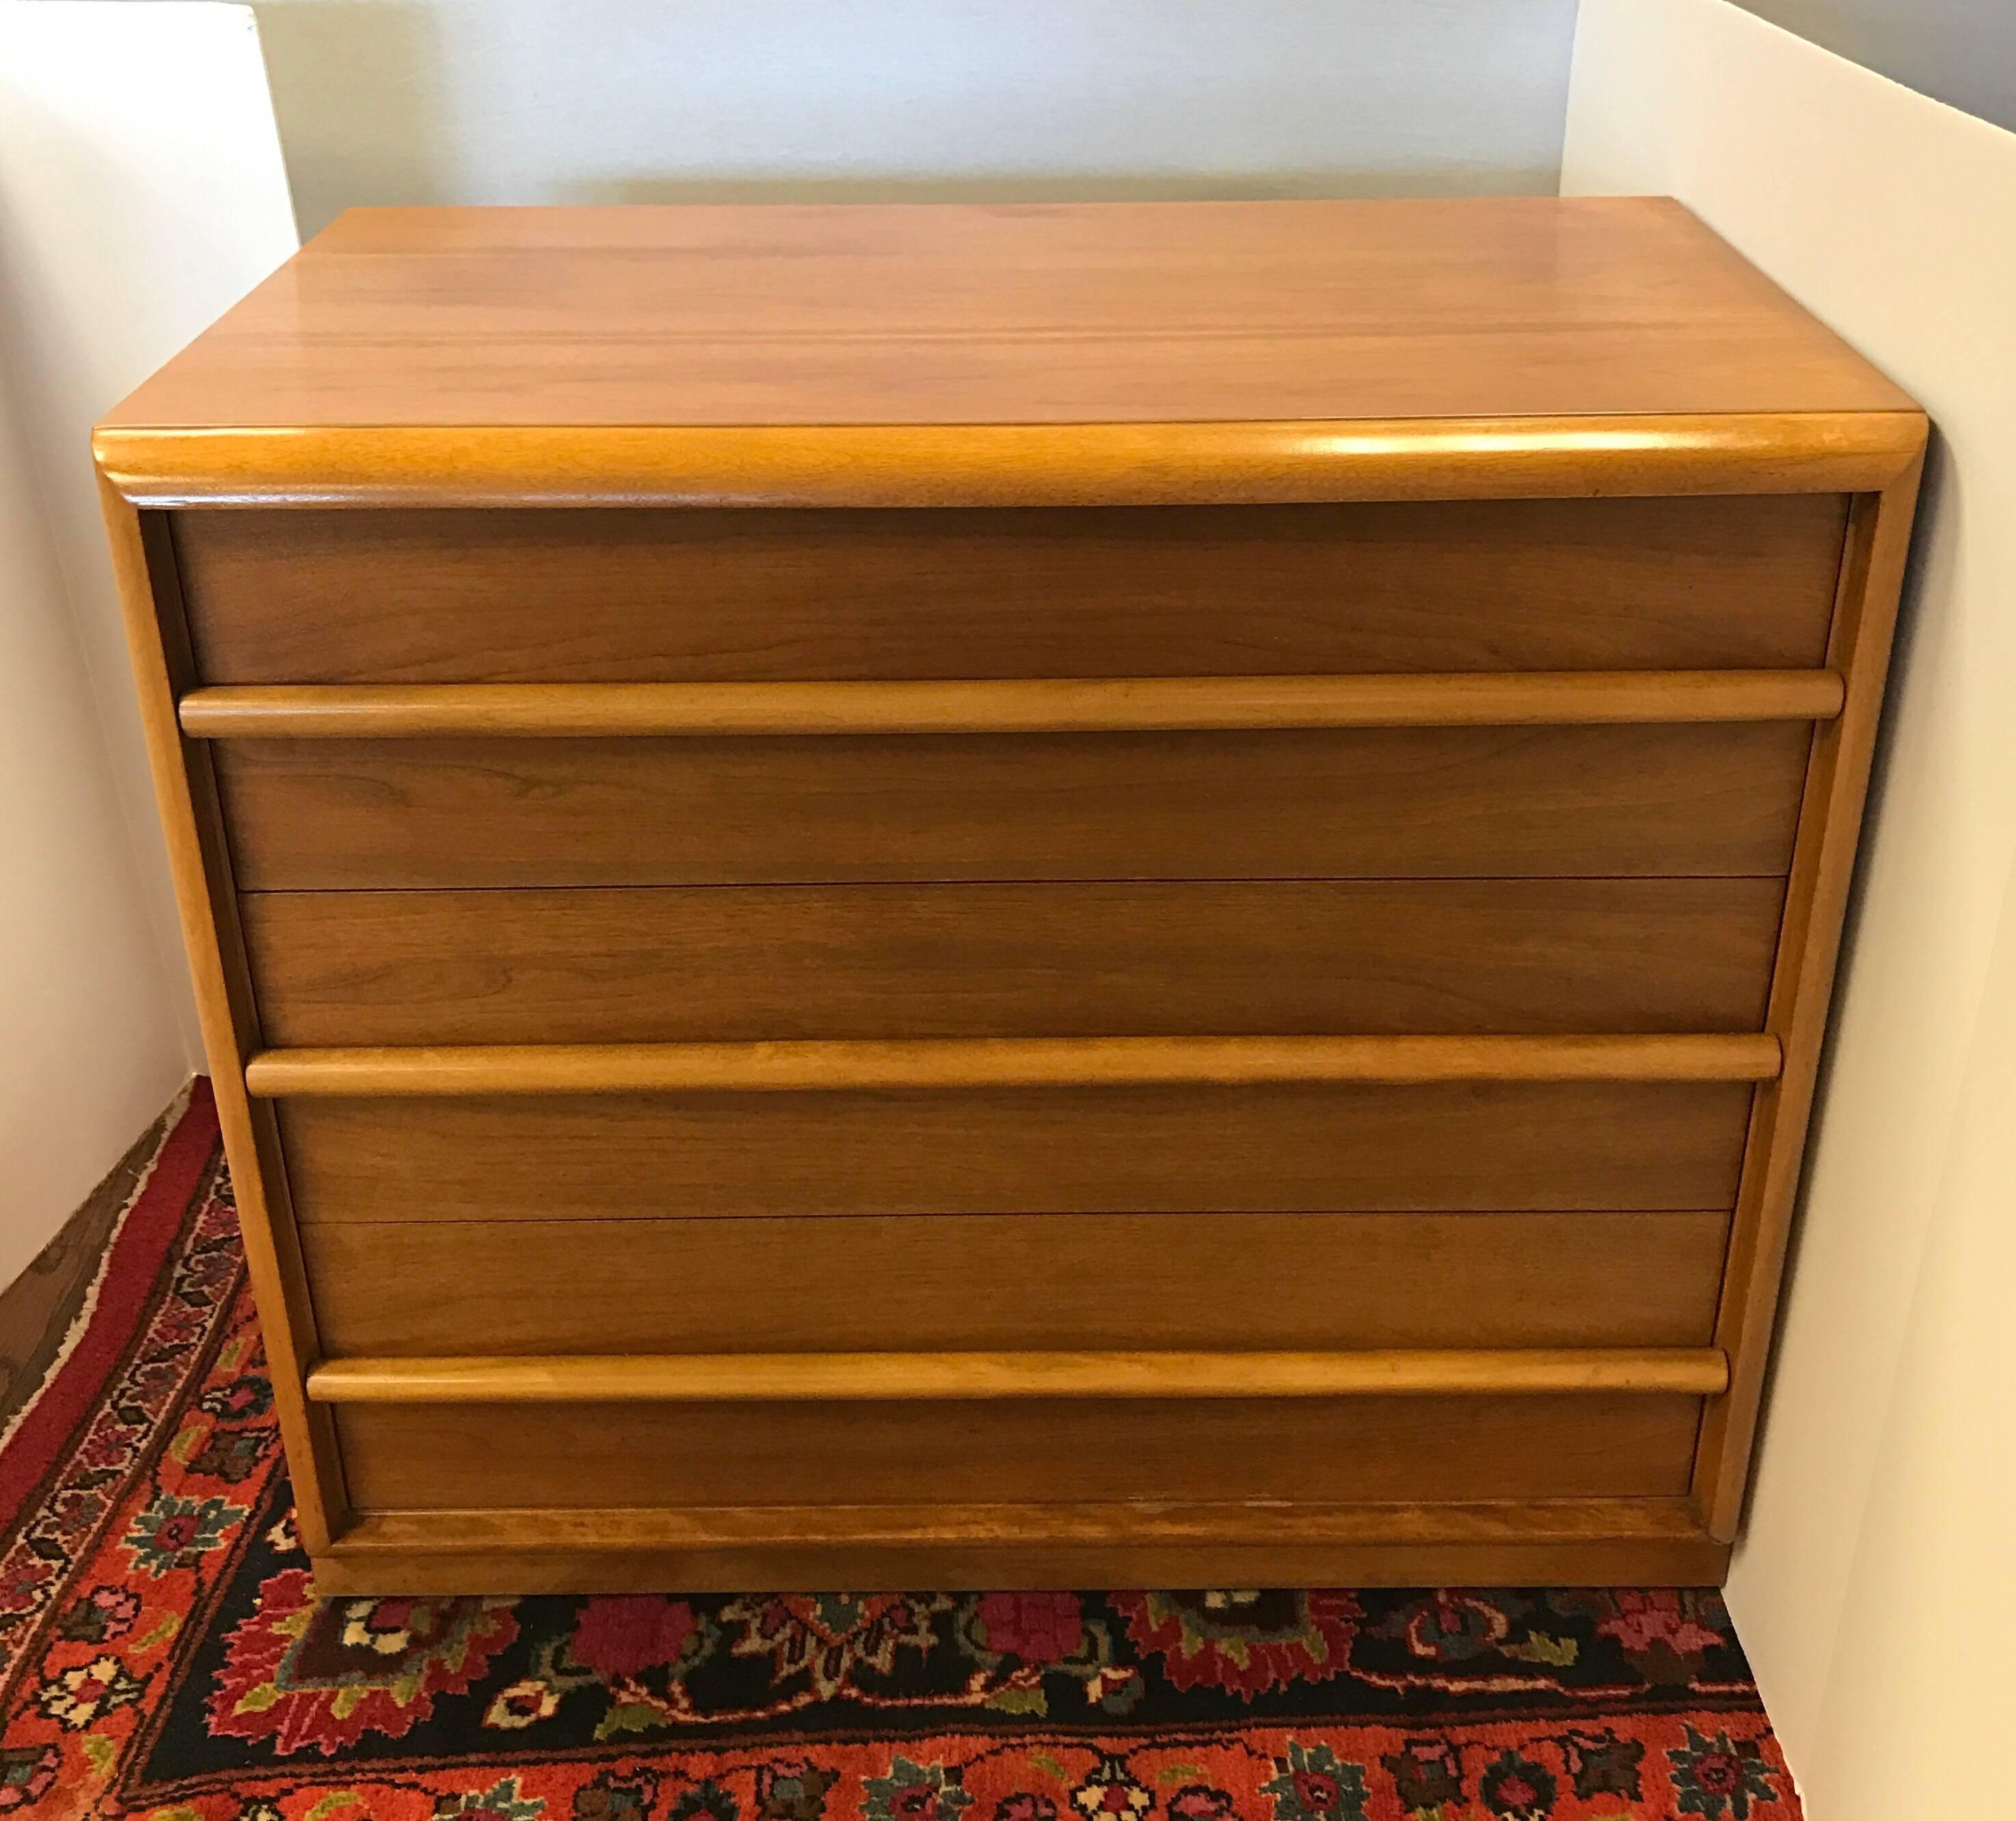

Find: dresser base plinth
<box><xmin>310</xmin><ymin>1501</ymin><xmax>1733</xmax><ymax>1595</ymax></box>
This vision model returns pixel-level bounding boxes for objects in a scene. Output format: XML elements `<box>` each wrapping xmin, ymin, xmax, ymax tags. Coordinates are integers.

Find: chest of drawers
<box><xmin>98</xmin><ymin>198</ymin><xmax>1923</xmax><ymax>1594</ymax></box>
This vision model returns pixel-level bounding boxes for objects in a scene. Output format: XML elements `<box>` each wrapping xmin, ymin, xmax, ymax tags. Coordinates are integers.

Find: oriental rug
<box><xmin>0</xmin><ymin>1083</ymin><xmax>1798</xmax><ymax>1820</ymax></box>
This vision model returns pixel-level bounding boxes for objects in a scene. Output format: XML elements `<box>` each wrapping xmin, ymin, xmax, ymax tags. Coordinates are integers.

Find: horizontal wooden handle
<box><xmin>180</xmin><ymin>671</ymin><xmax>1844</xmax><ymax>740</ymax></box>
<box><xmin>245</xmin><ymin>1033</ymin><xmax>1782</xmax><ymax>1098</ymax></box>
<box><xmin>306</xmin><ymin>1347</ymin><xmax>1732</xmax><ymax>1405</ymax></box>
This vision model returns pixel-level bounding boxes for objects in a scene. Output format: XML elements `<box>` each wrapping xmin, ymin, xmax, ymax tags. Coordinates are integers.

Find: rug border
<box><xmin>0</xmin><ymin>1077</ymin><xmax>217</xmax><ymax>1526</ymax></box>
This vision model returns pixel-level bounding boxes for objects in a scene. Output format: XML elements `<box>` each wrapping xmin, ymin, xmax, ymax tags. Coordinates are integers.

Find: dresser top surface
<box><xmin>104</xmin><ymin>198</ymin><xmax>1913</xmax><ymax>433</ymax></box>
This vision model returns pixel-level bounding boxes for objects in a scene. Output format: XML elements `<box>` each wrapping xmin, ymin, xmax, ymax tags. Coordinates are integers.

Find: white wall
<box><xmin>1565</xmin><ymin>3</ymin><xmax>2016</xmax><ymax>1813</ymax></box>
<box><xmin>0</xmin><ymin>2</ymin><xmax>297</xmax><ymax>1276</ymax></box>
<box><xmin>243</xmin><ymin>0</ymin><xmax>1579</xmax><ymax>237</ymax></box>
<box><xmin>0</xmin><ymin>343</ymin><xmax>182</xmax><ymax>1283</ymax></box>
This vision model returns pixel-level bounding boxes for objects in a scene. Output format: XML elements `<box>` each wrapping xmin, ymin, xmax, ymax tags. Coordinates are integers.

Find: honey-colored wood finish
<box><xmin>241</xmin><ymin>879</ymin><xmax>1787</xmax><ymax>1045</ymax></box>
<box><xmin>308</xmin><ymin>1349</ymin><xmax>1729</xmax><ymax>1404</ymax></box>
<box><xmin>309</xmin><ymin>1500</ymin><xmax>1734</xmax><ymax>1595</ymax></box>
<box><xmin>301</xmin><ymin>1209</ymin><xmax>1734</xmax><ymax>1355</ymax></box>
<box><xmin>212</xmin><ymin>723</ymin><xmax>1814</xmax><ymax>889</ymax></box>
<box><xmin>332</xmin><ymin>1393</ymin><xmax>1706</xmax><ymax>1511</ymax></box>
<box><xmin>95</xmin><ymin>485</ymin><xmax>349</xmax><ymax>1556</ymax></box>
<box><xmin>247</xmin><ymin>1033</ymin><xmax>1781</xmax><ymax>1098</ymax></box>
<box><xmin>275</xmin><ymin>1081</ymin><xmax>1758</xmax><ymax>1222</ymax></box>
<box><xmin>100</xmin><ymin>200</ymin><xmax>1916</xmax><ymax>431</ymax></box>
<box><xmin>96</xmin><ymin>198</ymin><xmax>1926</xmax><ymax>1590</ymax></box>
<box><xmin>1694</xmin><ymin>458</ymin><xmax>1925</xmax><ymax>1539</ymax></box>
<box><xmin>178</xmin><ymin>670</ymin><xmax>1845</xmax><ymax>738</ymax></box>
<box><xmin>101</xmin><ymin>413</ymin><xmax>1920</xmax><ymax>511</ymax></box>
<box><xmin>172</xmin><ymin>498</ymin><xmax>1850</xmax><ymax>684</ymax></box>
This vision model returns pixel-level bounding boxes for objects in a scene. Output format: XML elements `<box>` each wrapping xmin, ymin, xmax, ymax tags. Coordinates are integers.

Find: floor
<box><xmin>0</xmin><ymin>1105</ymin><xmax>171</xmax><ymax>1429</ymax></box>
<box><xmin>0</xmin><ymin>1086</ymin><xmax>1802</xmax><ymax>1820</ymax></box>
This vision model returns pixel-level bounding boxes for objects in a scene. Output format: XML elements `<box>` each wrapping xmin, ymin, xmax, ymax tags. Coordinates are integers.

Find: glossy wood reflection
<box><xmin>96</xmin><ymin>197</ymin><xmax>1924</xmax><ymax>1589</ymax></box>
<box><xmin>103</xmin><ymin>198</ymin><xmax>1916</xmax><ymax>432</ymax></box>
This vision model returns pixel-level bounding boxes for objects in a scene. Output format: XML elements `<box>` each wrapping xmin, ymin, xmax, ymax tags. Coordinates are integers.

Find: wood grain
<box><xmin>102</xmin><ymin>414</ymin><xmax>1922</xmax><ymax>510</ymax></box>
<box><xmin>241</xmin><ymin>878</ymin><xmax>1788</xmax><ymax>1045</ymax></box>
<box><xmin>177</xmin><ymin>671</ymin><xmax>1846</xmax><ymax>738</ymax></box>
<box><xmin>330</xmin><ymin>1495</ymin><xmax>1712</xmax><ymax>1552</ymax></box>
<box><xmin>172</xmin><ymin>497</ymin><xmax>1851</xmax><ymax>684</ymax></box>
<box><xmin>212</xmin><ymin>723</ymin><xmax>1814</xmax><ymax>889</ymax></box>
<box><xmin>334</xmin><ymin>1392</ymin><xmax>1706</xmax><ymax>1509</ymax></box>
<box><xmin>95</xmin><ymin>485</ymin><xmax>351</xmax><ymax>1556</ymax></box>
<box><xmin>276</xmin><ymin>1081</ymin><xmax>1756</xmax><ymax>1221</ymax></box>
<box><xmin>246</xmin><ymin>1034</ymin><xmax>1780</xmax><ymax>1098</ymax></box>
<box><xmin>1695</xmin><ymin>455</ymin><xmax>1928</xmax><ymax>1537</ymax></box>
<box><xmin>311</xmin><ymin>1498</ymin><xmax>1732</xmax><ymax>1594</ymax></box>
<box><xmin>102</xmin><ymin>199</ymin><xmax>1915</xmax><ymax>431</ymax></box>
<box><xmin>92</xmin><ymin>195</ymin><xmax>1928</xmax><ymax>1590</ymax></box>
<box><xmin>308</xmin><ymin>1349</ymin><xmax>1729</xmax><ymax>1404</ymax></box>
<box><xmin>300</xmin><ymin>1209</ymin><xmax>1734</xmax><ymax>1355</ymax></box>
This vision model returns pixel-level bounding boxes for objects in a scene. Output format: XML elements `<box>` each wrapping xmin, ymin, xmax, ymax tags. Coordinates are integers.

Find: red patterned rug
<box><xmin>0</xmin><ymin>1083</ymin><xmax>1799</xmax><ymax>1820</ymax></box>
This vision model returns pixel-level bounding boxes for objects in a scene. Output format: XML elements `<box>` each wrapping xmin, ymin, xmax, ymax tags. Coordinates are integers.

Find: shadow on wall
<box><xmin>567</xmin><ymin>169</ymin><xmax>1562</xmax><ymax>206</ymax></box>
<box><xmin>247</xmin><ymin>0</ymin><xmax>1559</xmax><ymax>236</ymax></box>
<box><xmin>1818</xmin><ymin>418</ymin><xmax>1952</xmax><ymax>993</ymax></box>
<box><xmin>253</xmin><ymin>1</ymin><xmax>450</xmax><ymax>234</ymax></box>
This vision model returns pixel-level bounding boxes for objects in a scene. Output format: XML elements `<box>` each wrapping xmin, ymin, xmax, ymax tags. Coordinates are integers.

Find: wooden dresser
<box><xmin>97</xmin><ymin>199</ymin><xmax>1924</xmax><ymax>1594</ymax></box>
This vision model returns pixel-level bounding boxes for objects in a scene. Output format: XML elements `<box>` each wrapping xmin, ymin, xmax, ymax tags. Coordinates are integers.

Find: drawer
<box><xmin>242</xmin><ymin>878</ymin><xmax>1784</xmax><ymax>1045</ymax></box>
<box><xmin>334</xmin><ymin>1394</ymin><xmax>1704</xmax><ymax>1511</ymax></box>
<box><xmin>302</xmin><ymin>1209</ymin><xmax>1732</xmax><ymax>1355</ymax></box>
<box><xmin>277</xmin><ymin>1081</ymin><xmax>1754</xmax><ymax>1220</ymax></box>
<box><xmin>172</xmin><ymin>496</ymin><xmax>1849</xmax><ymax>685</ymax></box>
<box><xmin>213</xmin><ymin>723</ymin><xmax>1812</xmax><ymax>889</ymax></box>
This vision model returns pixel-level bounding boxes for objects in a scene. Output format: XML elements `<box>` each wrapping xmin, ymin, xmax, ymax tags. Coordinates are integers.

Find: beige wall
<box><xmin>1565</xmin><ymin>1</ymin><xmax>2016</xmax><ymax>1811</ymax></box>
<box><xmin>0</xmin><ymin>3</ymin><xmax>297</xmax><ymax>1278</ymax></box>
<box><xmin>243</xmin><ymin>0</ymin><xmax>1579</xmax><ymax>237</ymax></box>
<box><xmin>0</xmin><ymin>347</ymin><xmax>185</xmax><ymax>1284</ymax></box>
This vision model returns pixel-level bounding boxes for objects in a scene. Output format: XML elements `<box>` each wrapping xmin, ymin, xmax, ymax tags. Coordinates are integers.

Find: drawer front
<box><xmin>242</xmin><ymin>878</ymin><xmax>1784</xmax><ymax>1045</ymax></box>
<box><xmin>173</xmin><ymin>496</ymin><xmax>1849</xmax><ymax>685</ymax></box>
<box><xmin>278</xmin><ymin>1081</ymin><xmax>1754</xmax><ymax>1220</ymax></box>
<box><xmin>302</xmin><ymin>1209</ymin><xmax>1732</xmax><ymax>1355</ymax></box>
<box><xmin>214</xmin><ymin>723</ymin><xmax>1811</xmax><ymax>889</ymax></box>
<box><xmin>334</xmin><ymin>1394</ymin><xmax>1704</xmax><ymax>1510</ymax></box>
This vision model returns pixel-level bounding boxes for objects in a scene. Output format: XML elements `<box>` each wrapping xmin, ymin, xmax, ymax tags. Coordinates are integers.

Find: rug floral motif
<box><xmin>0</xmin><ymin>1084</ymin><xmax>1800</xmax><ymax>1820</ymax></box>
